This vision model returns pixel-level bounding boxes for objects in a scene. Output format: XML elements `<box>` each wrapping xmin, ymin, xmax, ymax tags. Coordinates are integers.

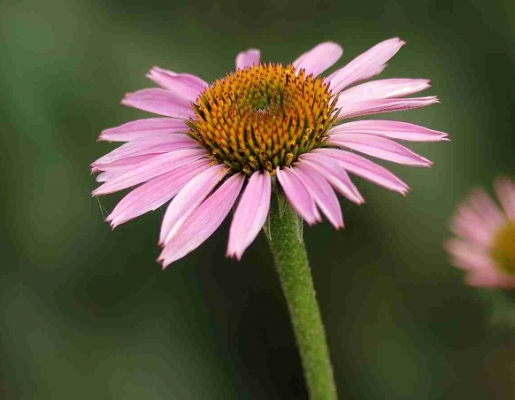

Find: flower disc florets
<box><xmin>187</xmin><ymin>63</ymin><xmax>339</xmax><ymax>175</ymax></box>
<box><xmin>490</xmin><ymin>222</ymin><xmax>515</xmax><ymax>275</ymax></box>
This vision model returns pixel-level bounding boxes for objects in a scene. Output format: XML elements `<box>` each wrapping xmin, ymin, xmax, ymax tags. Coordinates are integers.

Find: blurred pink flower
<box><xmin>446</xmin><ymin>178</ymin><xmax>515</xmax><ymax>287</ymax></box>
<box><xmin>92</xmin><ymin>38</ymin><xmax>446</xmax><ymax>267</ymax></box>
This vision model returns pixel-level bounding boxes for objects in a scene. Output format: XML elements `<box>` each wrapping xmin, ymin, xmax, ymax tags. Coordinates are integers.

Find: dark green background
<box><xmin>2</xmin><ymin>0</ymin><xmax>515</xmax><ymax>398</ymax></box>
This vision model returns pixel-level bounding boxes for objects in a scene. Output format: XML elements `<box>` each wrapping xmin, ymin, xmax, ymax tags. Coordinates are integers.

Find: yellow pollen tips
<box><xmin>187</xmin><ymin>63</ymin><xmax>339</xmax><ymax>174</ymax></box>
<box><xmin>490</xmin><ymin>221</ymin><xmax>515</xmax><ymax>275</ymax></box>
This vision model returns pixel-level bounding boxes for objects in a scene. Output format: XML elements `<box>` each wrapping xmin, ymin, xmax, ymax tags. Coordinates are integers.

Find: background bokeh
<box><xmin>1</xmin><ymin>0</ymin><xmax>515</xmax><ymax>398</ymax></box>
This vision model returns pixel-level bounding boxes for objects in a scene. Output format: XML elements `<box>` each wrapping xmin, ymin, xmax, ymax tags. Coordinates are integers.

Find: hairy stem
<box><xmin>267</xmin><ymin>193</ymin><xmax>337</xmax><ymax>400</ymax></box>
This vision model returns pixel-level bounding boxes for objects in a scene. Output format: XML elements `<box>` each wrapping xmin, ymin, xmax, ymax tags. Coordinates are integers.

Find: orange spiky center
<box><xmin>490</xmin><ymin>221</ymin><xmax>515</xmax><ymax>275</ymax></box>
<box><xmin>187</xmin><ymin>63</ymin><xmax>339</xmax><ymax>175</ymax></box>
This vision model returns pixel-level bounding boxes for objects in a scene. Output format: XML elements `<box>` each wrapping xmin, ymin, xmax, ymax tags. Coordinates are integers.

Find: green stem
<box><xmin>267</xmin><ymin>193</ymin><xmax>337</xmax><ymax>400</ymax></box>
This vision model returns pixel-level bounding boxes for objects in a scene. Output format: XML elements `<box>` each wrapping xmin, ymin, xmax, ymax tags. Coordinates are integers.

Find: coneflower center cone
<box><xmin>187</xmin><ymin>64</ymin><xmax>339</xmax><ymax>175</ymax></box>
<box><xmin>490</xmin><ymin>221</ymin><xmax>515</xmax><ymax>275</ymax></box>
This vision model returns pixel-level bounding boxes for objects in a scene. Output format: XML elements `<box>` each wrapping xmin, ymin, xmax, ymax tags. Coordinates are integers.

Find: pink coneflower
<box><xmin>446</xmin><ymin>178</ymin><xmax>515</xmax><ymax>287</ymax></box>
<box><xmin>92</xmin><ymin>38</ymin><xmax>447</xmax><ymax>267</ymax></box>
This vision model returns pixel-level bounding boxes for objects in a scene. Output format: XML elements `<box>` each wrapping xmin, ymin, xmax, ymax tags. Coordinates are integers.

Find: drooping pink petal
<box><xmin>455</xmin><ymin>202</ymin><xmax>499</xmax><ymax>235</ymax></box>
<box><xmin>337</xmin><ymin>97</ymin><xmax>439</xmax><ymax>120</ymax></box>
<box><xmin>444</xmin><ymin>238</ymin><xmax>494</xmax><ymax>271</ymax></box>
<box><xmin>293</xmin><ymin>42</ymin><xmax>343</xmax><ymax>77</ymax></box>
<box><xmin>465</xmin><ymin>271</ymin><xmax>509</xmax><ymax>287</ymax></box>
<box><xmin>294</xmin><ymin>162</ymin><xmax>343</xmax><ymax>229</ymax></box>
<box><xmin>92</xmin><ymin>134</ymin><xmax>197</xmax><ymax>166</ymax></box>
<box><xmin>466</xmin><ymin>270</ymin><xmax>515</xmax><ymax>288</ymax></box>
<box><xmin>326</xmin><ymin>134</ymin><xmax>432</xmax><ymax>167</ymax></box>
<box><xmin>99</xmin><ymin>118</ymin><xmax>189</xmax><ymax>142</ymax></box>
<box><xmin>159</xmin><ymin>174</ymin><xmax>245</xmax><ymax>267</ymax></box>
<box><xmin>159</xmin><ymin>164</ymin><xmax>229</xmax><ymax>244</ymax></box>
<box><xmin>327</xmin><ymin>38</ymin><xmax>405</xmax><ymax>92</ymax></box>
<box><xmin>92</xmin><ymin>154</ymin><xmax>159</xmax><ymax>173</ymax></box>
<box><xmin>494</xmin><ymin>177</ymin><xmax>515</xmax><ymax>220</ymax></box>
<box><xmin>314</xmin><ymin>149</ymin><xmax>409</xmax><ymax>194</ymax></box>
<box><xmin>276</xmin><ymin>168</ymin><xmax>321</xmax><ymax>225</ymax></box>
<box><xmin>328</xmin><ymin>120</ymin><xmax>448</xmax><ymax>142</ymax></box>
<box><xmin>107</xmin><ymin>159</ymin><xmax>212</xmax><ymax>228</ymax></box>
<box><xmin>93</xmin><ymin>148</ymin><xmax>208</xmax><ymax>196</ymax></box>
<box><xmin>121</xmin><ymin>88</ymin><xmax>195</xmax><ymax>119</ymax></box>
<box><xmin>95</xmin><ymin>170</ymin><xmax>119</xmax><ymax>183</ymax></box>
<box><xmin>450</xmin><ymin>205</ymin><xmax>493</xmax><ymax>247</ymax></box>
<box><xmin>146</xmin><ymin>67</ymin><xmax>208</xmax><ymax>102</ymax></box>
<box><xmin>97</xmin><ymin>156</ymin><xmax>206</xmax><ymax>184</ymax></box>
<box><xmin>236</xmin><ymin>49</ymin><xmax>261</xmax><ymax>70</ymax></box>
<box><xmin>227</xmin><ymin>171</ymin><xmax>272</xmax><ymax>260</ymax></box>
<box><xmin>467</xmin><ymin>189</ymin><xmax>505</xmax><ymax>231</ymax></box>
<box><xmin>336</xmin><ymin>79</ymin><xmax>430</xmax><ymax>106</ymax></box>
<box><xmin>299</xmin><ymin>153</ymin><xmax>364</xmax><ymax>204</ymax></box>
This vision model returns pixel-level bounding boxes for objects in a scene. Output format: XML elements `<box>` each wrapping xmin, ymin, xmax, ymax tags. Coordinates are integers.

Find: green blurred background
<box><xmin>1</xmin><ymin>0</ymin><xmax>515</xmax><ymax>398</ymax></box>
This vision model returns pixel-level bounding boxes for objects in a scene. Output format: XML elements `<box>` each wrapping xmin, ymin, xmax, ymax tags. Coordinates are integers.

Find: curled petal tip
<box><xmin>158</xmin><ymin>258</ymin><xmax>169</xmax><ymax>271</ymax></box>
<box><xmin>390</xmin><ymin>37</ymin><xmax>405</xmax><ymax>45</ymax></box>
<box><xmin>225</xmin><ymin>251</ymin><xmax>241</xmax><ymax>261</ymax></box>
<box><xmin>120</xmin><ymin>91</ymin><xmax>138</xmax><ymax>103</ymax></box>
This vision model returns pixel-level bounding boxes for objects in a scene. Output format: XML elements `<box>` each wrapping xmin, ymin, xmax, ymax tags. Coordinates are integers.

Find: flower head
<box><xmin>446</xmin><ymin>177</ymin><xmax>515</xmax><ymax>287</ymax></box>
<box><xmin>92</xmin><ymin>38</ymin><xmax>447</xmax><ymax>267</ymax></box>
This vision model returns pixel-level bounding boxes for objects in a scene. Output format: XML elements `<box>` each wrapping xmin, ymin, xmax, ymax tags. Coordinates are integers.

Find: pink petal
<box><xmin>451</xmin><ymin>204</ymin><xmax>498</xmax><ymax>241</ymax></box>
<box><xmin>337</xmin><ymin>97</ymin><xmax>440</xmax><ymax>120</ymax></box>
<box><xmin>121</xmin><ymin>88</ymin><xmax>195</xmax><ymax>119</ymax></box>
<box><xmin>314</xmin><ymin>149</ymin><xmax>409</xmax><ymax>194</ymax></box>
<box><xmin>99</xmin><ymin>118</ymin><xmax>189</xmax><ymax>142</ymax></box>
<box><xmin>236</xmin><ymin>49</ymin><xmax>261</xmax><ymax>70</ymax></box>
<box><xmin>294</xmin><ymin>163</ymin><xmax>343</xmax><ymax>229</ymax></box>
<box><xmin>227</xmin><ymin>171</ymin><xmax>272</xmax><ymax>260</ymax></box>
<box><xmin>146</xmin><ymin>67</ymin><xmax>208</xmax><ymax>102</ymax></box>
<box><xmin>327</xmin><ymin>38</ymin><xmax>405</xmax><ymax>92</ymax></box>
<box><xmin>327</xmin><ymin>64</ymin><xmax>387</xmax><ymax>86</ymax></box>
<box><xmin>293</xmin><ymin>42</ymin><xmax>343</xmax><ymax>77</ymax></box>
<box><xmin>445</xmin><ymin>238</ymin><xmax>515</xmax><ymax>288</ymax></box>
<box><xmin>159</xmin><ymin>164</ymin><xmax>229</xmax><ymax>244</ymax></box>
<box><xmin>326</xmin><ymin>134</ymin><xmax>432</xmax><ymax>166</ymax></box>
<box><xmin>276</xmin><ymin>167</ymin><xmax>321</xmax><ymax>225</ymax></box>
<box><xmin>465</xmin><ymin>271</ymin><xmax>503</xmax><ymax>287</ymax></box>
<box><xmin>299</xmin><ymin>153</ymin><xmax>364</xmax><ymax>204</ymax></box>
<box><xmin>158</xmin><ymin>174</ymin><xmax>245</xmax><ymax>267</ymax></box>
<box><xmin>336</xmin><ymin>79</ymin><xmax>430</xmax><ymax>106</ymax></box>
<box><xmin>95</xmin><ymin>171</ymin><xmax>119</xmax><ymax>183</ymax></box>
<box><xmin>92</xmin><ymin>154</ymin><xmax>159</xmax><ymax>172</ymax></box>
<box><xmin>92</xmin><ymin>134</ymin><xmax>197</xmax><ymax>166</ymax></box>
<box><xmin>107</xmin><ymin>160</ymin><xmax>212</xmax><ymax>228</ymax></box>
<box><xmin>93</xmin><ymin>149</ymin><xmax>208</xmax><ymax>196</ymax></box>
<box><xmin>494</xmin><ymin>177</ymin><xmax>515</xmax><ymax>220</ymax></box>
<box><xmin>444</xmin><ymin>238</ymin><xmax>494</xmax><ymax>271</ymax></box>
<box><xmin>466</xmin><ymin>271</ymin><xmax>515</xmax><ymax>288</ymax></box>
<box><xmin>468</xmin><ymin>189</ymin><xmax>505</xmax><ymax>230</ymax></box>
<box><xmin>450</xmin><ymin>207</ymin><xmax>492</xmax><ymax>247</ymax></box>
<box><xmin>328</xmin><ymin>120</ymin><xmax>448</xmax><ymax>142</ymax></box>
